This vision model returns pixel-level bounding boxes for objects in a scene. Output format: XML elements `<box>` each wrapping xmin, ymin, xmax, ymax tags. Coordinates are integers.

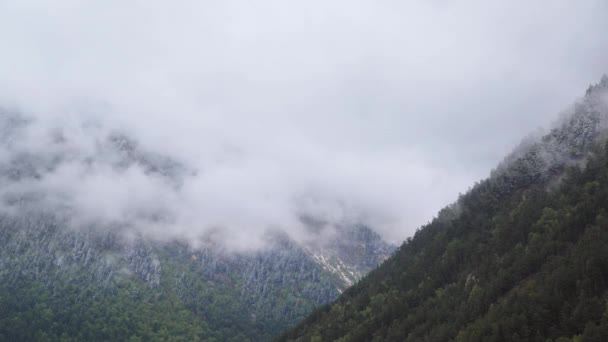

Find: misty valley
<box><xmin>1</xmin><ymin>1</ymin><xmax>608</xmax><ymax>341</ymax></box>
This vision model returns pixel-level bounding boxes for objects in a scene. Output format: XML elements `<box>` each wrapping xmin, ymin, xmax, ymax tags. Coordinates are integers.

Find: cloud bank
<box><xmin>0</xmin><ymin>0</ymin><xmax>607</xmax><ymax>247</ymax></box>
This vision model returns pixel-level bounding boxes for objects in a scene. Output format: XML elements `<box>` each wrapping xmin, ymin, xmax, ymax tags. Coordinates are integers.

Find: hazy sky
<box><xmin>0</xmin><ymin>0</ymin><xmax>607</xmax><ymax>246</ymax></box>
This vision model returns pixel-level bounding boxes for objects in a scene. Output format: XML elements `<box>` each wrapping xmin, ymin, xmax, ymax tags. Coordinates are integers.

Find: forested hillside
<box><xmin>0</xmin><ymin>219</ymin><xmax>334</xmax><ymax>341</ymax></box>
<box><xmin>0</xmin><ymin>211</ymin><xmax>393</xmax><ymax>342</ymax></box>
<box><xmin>279</xmin><ymin>78</ymin><xmax>608</xmax><ymax>342</ymax></box>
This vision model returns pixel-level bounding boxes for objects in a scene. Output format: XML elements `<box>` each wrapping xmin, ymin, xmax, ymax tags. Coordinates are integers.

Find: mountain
<box><xmin>279</xmin><ymin>75</ymin><xmax>608</xmax><ymax>341</ymax></box>
<box><xmin>0</xmin><ymin>112</ymin><xmax>394</xmax><ymax>341</ymax></box>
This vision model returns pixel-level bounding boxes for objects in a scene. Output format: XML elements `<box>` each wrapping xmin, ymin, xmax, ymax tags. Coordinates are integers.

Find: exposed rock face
<box><xmin>306</xmin><ymin>224</ymin><xmax>395</xmax><ymax>290</ymax></box>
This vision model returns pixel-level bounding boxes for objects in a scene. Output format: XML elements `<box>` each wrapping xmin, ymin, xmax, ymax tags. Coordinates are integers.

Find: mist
<box><xmin>0</xmin><ymin>0</ymin><xmax>607</xmax><ymax>248</ymax></box>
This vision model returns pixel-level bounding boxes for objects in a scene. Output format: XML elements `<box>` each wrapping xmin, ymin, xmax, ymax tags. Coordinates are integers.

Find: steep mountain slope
<box><xmin>0</xmin><ymin>113</ymin><xmax>394</xmax><ymax>341</ymax></box>
<box><xmin>279</xmin><ymin>76</ymin><xmax>608</xmax><ymax>342</ymax></box>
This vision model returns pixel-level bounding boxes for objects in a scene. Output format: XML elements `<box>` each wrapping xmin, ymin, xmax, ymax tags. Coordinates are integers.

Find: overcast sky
<box><xmin>0</xmin><ymin>0</ymin><xmax>607</xmax><ymax>246</ymax></box>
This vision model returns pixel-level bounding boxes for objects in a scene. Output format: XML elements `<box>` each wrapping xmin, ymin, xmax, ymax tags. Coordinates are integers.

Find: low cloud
<box><xmin>0</xmin><ymin>0</ymin><xmax>606</xmax><ymax>248</ymax></box>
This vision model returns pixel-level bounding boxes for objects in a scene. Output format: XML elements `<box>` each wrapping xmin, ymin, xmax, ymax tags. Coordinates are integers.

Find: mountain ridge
<box><xmin>278</xmin><ymin>75</ymin><xmax>608</xmax><ymax>341</ymax></box>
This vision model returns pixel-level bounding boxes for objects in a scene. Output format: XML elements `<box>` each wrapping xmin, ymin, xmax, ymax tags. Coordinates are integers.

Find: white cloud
<box><xmin>0</xmin><ymin>0</ymin><xmax>606</xmax><ymax>247</ymax></box>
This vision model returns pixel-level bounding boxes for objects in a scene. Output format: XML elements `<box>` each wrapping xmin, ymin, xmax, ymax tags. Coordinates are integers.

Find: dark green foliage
<box><xmin>279</xmin><ymin>84</ymin><xmax>608</xmax><ymax>341</ymax></box>
<box><xmin>0</xmin><ymin>246</ymin><xmax>332</xmax><ymax>341</ymax></box>
<box><xmin>0</xmin><ymin>274</ymin><xmax>205</xmax><ymax>341</ymax></box>
<box><xmin>0</xmin><ymin>228</ymin><xmax>338</xmax><ymax>341</ymax></box>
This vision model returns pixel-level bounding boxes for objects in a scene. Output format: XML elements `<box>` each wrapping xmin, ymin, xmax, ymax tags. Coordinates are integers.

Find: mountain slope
<box><xmin>279</xmin><ymin>76</ymin><xmax>608</xmax><ymax>342</ymax></box>
<box><xmin>0</xmin><ymin>112</ymin><xmax>394</xmax><ymax>341</ymax></box>
<box><xmin>0</xmin><ymin>191</ymin><xmax>393</xmax><ymax>342</ymax></box>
